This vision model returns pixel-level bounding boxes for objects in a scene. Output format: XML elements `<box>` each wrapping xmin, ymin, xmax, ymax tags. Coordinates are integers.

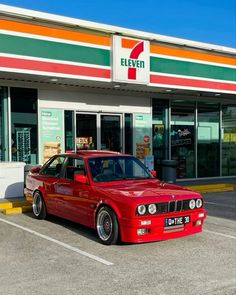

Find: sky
<box><xmin>0</xmin><ymin>0</ymin><xmax>236</xmax><ymax>48</ymax></box>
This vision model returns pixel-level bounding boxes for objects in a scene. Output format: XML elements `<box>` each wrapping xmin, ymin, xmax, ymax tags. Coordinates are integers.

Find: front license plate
<box><xmin>164</xmin><ymin>216</ymin><xmax>190</xmax><ymax>227</ymax></box>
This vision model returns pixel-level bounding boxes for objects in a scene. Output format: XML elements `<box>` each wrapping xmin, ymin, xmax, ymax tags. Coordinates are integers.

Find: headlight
<box><xmin>189</xmin><ymin>199</ymin><xmax>196</xmax><ymax>209</ymax></box>
<box><xmin>137</xmin><ymin>205</ymin><xmax>146</xmax><ymax>215</ymax></box>
<box><xmin>148</xmin><ymin>204</ymin><xmax>157</xmax><ymax>214</ymax></box>
<box><xmin>196</xmin><ymin>198</ymin><xmax>203</xmax><ymax>208</ymax></box>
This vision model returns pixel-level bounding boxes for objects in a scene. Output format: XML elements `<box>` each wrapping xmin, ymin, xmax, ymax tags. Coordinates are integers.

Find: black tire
<box><xmin>32</xmin><ymin>191</ymin><xmax>47</xmax><ymax>219</ymax></box>
<box><xmin>96</xmin><ymin>206</ymin><xmax>119</xmax><ymax>245</ymax></box>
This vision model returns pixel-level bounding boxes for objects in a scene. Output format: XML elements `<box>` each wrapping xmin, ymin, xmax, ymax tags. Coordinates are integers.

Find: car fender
<box><xmin>95</xmin><ymin>199</ymin><xmax>122</xmax><ymax>223</ymax></box>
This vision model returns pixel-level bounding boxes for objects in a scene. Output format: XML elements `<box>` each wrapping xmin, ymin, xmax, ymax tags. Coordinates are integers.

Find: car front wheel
<box><xmin>32</xmin><ymin>191</ymin><xmax>47</xmax><ymax>219</ymax></box>
<box><xmin>96</xmin><ymin>206</ymin><xmax>119</xmax><ymax>245</ymax></box>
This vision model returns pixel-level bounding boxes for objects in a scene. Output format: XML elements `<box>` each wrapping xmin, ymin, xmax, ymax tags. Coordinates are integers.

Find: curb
<box><xmin>0</xmin><ymin>199</ymin><xmax>32</xmax><ymax>215</ymax></box>
<box><xmin>184</xmin><ymin>183</ymin><xmax>236</xmax><ymax>193</ymax></box>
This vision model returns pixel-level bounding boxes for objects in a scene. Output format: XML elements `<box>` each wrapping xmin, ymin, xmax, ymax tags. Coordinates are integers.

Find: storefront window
<box><xmin>65</xmin><ymin>110</ymin><xmax>75</xmax><ymax>152</ymax></box>
<box><xmin>125</xmin><ymin>114</ymin><xmax>133</xmax><ymax>154</ymax></box>
<box><xmin>0</xmin><ymin>86</ymin><xmax>9</xmax><ymax>161</ymax></box>
<box><xmin>152</xmin><ymin>99</ymin><xmax>169</xmax><ymax>175</ymax></box>
<box><xmin>171</xmin><ymin>101</ymin><xmax>195</xmax><ymax>178</ymax></box>
<box><xmin>101</xmin><ymin>115</ymin><xmax>121</xmax><ymax>152</ymax></box>
<box><xmin>76</xmin><ymin>113</ymin><xmax>97</xmax><ymax>150</ymax></box>
<box><xmin>10</xmin><ymin>87</ymin><xmax>38</xmax><ymax>164</ymax></box>
<box><xmin>222</xmin><ymin>105</ymin><xmax>236</xmax><ymax>176</ymax></box>
<box><xmin>197</xmin><ymin>103</ymin><xmax>220</xmax><ymax>177</ymax></box>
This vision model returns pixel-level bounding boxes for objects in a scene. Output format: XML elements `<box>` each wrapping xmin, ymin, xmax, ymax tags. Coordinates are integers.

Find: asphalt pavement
<box><xmin>0</xmin><ymin>190</ymin><xmax>235</xmax><ymax>295</ymax></box>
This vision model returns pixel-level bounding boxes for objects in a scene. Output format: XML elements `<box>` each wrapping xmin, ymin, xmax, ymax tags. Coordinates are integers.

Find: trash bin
<box><xmin>161</xmin><ymin>160</ymin><xmax>177</xmax><ymax>183</ymax></box>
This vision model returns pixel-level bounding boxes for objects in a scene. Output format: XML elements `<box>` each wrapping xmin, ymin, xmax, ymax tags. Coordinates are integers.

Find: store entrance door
<box><xmin>76</xmin><ymin>113</ymin><xmax>97</xmax><ymax>150</ymax></box>
<box><xmin>76</xmin><ymin>113</ymin><xmax>123</xmax><ymax>152</ymax></box>
<box><xmin>100</xmin><ymin>114</ymin><xmax>122</xmax><ymax>152</ymax></box>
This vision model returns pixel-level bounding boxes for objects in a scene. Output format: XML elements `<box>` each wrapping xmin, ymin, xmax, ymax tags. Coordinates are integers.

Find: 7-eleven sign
<box><xmin>113</xmin><ymin>35</ymin><xmax>150</xmax><ymax>84</ymax></box>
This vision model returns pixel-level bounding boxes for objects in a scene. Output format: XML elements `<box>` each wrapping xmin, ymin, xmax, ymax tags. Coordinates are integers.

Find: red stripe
<box><xmin>128</xmin><ymin>42</ymin><xmax>144</xmax><ymax>80</ymax></box>
<box><xmin>150</xmin><ymin>74</ymin><xmax>236</xmax><ymax>91</ymax></box>
<box><xmin>0</xmin><ymin>57</ymin><xmax>111</xmax><ymax>79</ymax></box>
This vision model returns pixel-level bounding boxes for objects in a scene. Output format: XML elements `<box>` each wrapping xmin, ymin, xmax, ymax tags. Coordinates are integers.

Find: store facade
<box><xmin>0</xmin><ymin>4</ymin><xmax>235</xmax><ymax>180</ymax></box>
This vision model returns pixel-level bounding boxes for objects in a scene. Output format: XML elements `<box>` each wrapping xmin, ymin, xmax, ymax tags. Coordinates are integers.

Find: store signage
<box><xmin>39</xmin><ymin>108</ymin><xmax>63</xmax><ymax>163</ymax></box>
<box><xmin>113</xmin><ymin>35</ymin><xmax>150</xmax><ymax>84</ymax></box>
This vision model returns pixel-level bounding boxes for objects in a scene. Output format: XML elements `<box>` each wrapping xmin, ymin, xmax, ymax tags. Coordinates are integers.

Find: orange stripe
<box><xmin>150</xmin><ymin>44</ymin><xmax>236</xmax><ymax>66</ymax></box>
<box><xmin>121</xmin><ymin>38</ymin><xmax>140</xmax><ymax>48</ymax></box>
<box><xmin>0</xmin><ymin>18</ymin><xmax>110</xmax><ymax>46</ymax></box>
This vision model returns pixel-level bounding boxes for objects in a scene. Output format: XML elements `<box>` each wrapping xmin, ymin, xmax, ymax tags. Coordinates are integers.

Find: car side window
<box><xmin>40</xmin><ymin>156</ymin><xmax>66</xmax><ymax>177</ymax></box>
<box><xmin>65</xmin><ymin>157</ymin><xmax>86</xmax><ymax>181</ymax></box>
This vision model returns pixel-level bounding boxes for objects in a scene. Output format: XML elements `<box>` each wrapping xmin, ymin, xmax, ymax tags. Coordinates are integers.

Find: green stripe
<box><xmin>0</xmin><ymin>33</ymin><xmax>110</xmax><ymax>66</ymax></box>
<box><xmin>150</xmin><ymin>56</ymin><xmax>236</xmax><ymax>82</ymax></box>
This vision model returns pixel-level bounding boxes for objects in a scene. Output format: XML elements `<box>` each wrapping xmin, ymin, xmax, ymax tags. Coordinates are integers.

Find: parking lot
<box><xmin>0</xmin><ymin>190</ymin><xmax>235</xmax><ymax>295</ymax></box>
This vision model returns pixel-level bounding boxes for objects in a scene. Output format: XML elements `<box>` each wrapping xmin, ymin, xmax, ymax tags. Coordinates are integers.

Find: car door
<box><xmin>39</xmin><ymin>155</ymin><xmax>67</xmax><ymax>214</ymax></box>
<box><xmin>55</xmin><ymin>156</ymin><xmax>94</xmax><ymax>226</ymax></box>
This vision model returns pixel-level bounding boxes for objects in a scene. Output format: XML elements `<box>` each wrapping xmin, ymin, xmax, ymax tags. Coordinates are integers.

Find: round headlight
<box><xmin>137</xmin><ymin>205</ymin><xmax>146</xmax><ymax>215</ymax></box>
<box><xmin>196</xmin><ymin>198</ymin><xmax>203</xmax><ymax>208</ymax></box>
<box><xmin>148</xmin><ymin>204</ymin><xmax>157</xmax><ymax>214</ymax></box>
<box><xmin>189</xmin><ymin>199</ymin><xmax>196</xmax><ymax>209</ymax></box>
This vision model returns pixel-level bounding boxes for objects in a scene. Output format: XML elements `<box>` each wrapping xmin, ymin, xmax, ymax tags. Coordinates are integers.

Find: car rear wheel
<box><xmin>32</xmin><ymin>191</ymin><xmax>47</xmax><ymax>219</ymax></box>
<box><xmin>96</xmin><ymin>206</ymin><xmax>119</xmax><ymax>245</ymax></box>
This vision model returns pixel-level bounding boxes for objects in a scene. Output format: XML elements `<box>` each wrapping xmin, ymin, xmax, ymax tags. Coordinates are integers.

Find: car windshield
<box><xmin>88</xmin><ymin>156</ymin><xmax>153</xmax><ymax>182</ymax></box>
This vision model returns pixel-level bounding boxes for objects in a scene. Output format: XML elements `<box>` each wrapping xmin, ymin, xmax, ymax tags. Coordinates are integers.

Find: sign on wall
<box><xmin>133</xmin><ymin>113</ymin><xmax>152</xmax><ymax>160</ymax></box>
<box><xmin>113</xmin><ymin>35</ymin><xmax>150</xmax><ymax>84</ymax></box>
<box><xmin>39</xmin><ymin>108</ymin><xmax>64</xmax><ymax>163</ymax></box>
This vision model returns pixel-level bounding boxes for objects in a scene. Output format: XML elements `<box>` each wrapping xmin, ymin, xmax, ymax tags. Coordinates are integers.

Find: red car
<box><xmin>25</xmin><ymin>151</ymin><xmax>206</xmax><ymax>245</ymax></box>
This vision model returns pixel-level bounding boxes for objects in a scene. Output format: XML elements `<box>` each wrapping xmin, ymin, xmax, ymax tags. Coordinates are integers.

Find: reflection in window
<box><xmin>76</xmin><ymin>114</ymin><xmax>97</xmax><ymax>150</ymax></box>
<box><xmin>65</xmin><ymin>110</ymin><xmax>75</xmax><ymax>152</ymax></box>
<box><xmin>197</xmin><ymin>103</ymin><xmax>220</xmax><ymax>177</ymax></box>
<box><xmin>10</xmin><ymin>87</ymin><xmax>38</xmax><ymax>164</ymax></box>
<box><xmin>152</xmin><ymin>99</ymin><xmax>169</xmax><ymax>176</ymax></box>
<box><xmin>222</xmin><ymin>105</ymin><xmax>236</xmax><ymax>176</ymax></box>
<box><xmin>171</xmin><ymin>101</ymin><xmax>195</xmax><ymax>178</ymax></box>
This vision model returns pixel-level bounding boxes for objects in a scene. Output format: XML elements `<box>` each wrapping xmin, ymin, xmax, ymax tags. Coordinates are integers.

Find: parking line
<box><xmin>0</xmin><ymin>218</ymin><xmax>113</xmax><ymax>266</ymax></box>
<box><xmin>203</xmin><ymin>229</ymin><xmax>236</xmax><ymax>240</ymax></box>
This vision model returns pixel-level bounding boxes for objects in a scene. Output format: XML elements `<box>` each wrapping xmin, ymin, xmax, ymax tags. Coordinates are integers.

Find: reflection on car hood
<box><xmin>96</xmin><ymin>179</ymin><xmax>201</xmax><ymax>199</ymax></box>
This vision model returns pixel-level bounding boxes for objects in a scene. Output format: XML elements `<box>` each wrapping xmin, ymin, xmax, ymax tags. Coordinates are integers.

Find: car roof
<box><xmin>63</xmin><ymin>150</ymin><xmax>129</xmax><ymax>158</ymax></box>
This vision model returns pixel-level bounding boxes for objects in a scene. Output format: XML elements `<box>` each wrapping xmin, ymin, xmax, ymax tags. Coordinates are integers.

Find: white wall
<box><xmin>38</xmin><ymin>88</ymin><xmax>151</xmax><ymax>114</ymax></box>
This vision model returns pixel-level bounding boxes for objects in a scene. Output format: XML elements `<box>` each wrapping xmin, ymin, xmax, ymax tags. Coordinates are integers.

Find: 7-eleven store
<box><xmin>0</xmin><ymin>4</ymin><xmax>236</xmax><ymax>182</ymax></box>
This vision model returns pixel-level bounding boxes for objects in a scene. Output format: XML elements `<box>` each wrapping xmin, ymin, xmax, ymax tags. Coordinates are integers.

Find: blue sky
<box><xmin>1</xmin><ymin>0</ymin><xmax>236</xmax><ymax>48</ymax></box>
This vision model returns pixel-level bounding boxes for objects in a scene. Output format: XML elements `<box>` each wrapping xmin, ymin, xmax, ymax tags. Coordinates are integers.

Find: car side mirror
<box><xmin>74</xmin><ymin>174</ymin><xmax>88</xmax><ymax>184</ymax></box>
<box><xmin>30</xmin><ymin>166</ymin><xmax>41</xmax><ymax>174</ymax></box>
<box><xmin>150</xmin><ymin>169</ymin><xmax>157</xmax><ymax>177</ymax></box>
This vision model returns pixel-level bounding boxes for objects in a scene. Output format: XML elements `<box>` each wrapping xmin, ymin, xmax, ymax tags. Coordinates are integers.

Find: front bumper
<box><xmin>119</xmin><ymin>209</ymin><xmax>206</xmax><ymax>243</ymax></box>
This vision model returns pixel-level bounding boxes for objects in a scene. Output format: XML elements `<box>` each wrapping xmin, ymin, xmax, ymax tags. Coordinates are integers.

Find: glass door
<box><xmin>100</xmin><ymin>114</ymin><xmax>122</xmax><ymax>152</ymax></box>
<box><xmin>76</xmin><ymin>113</ymin><xmax>97</xmax><ymax>150</ymax></box>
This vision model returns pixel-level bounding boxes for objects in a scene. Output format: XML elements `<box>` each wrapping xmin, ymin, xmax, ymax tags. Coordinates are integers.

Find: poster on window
<box><xmin>39</xmin><ymin>108</ymin><xmax>64</xmax><ymax>163</ymax></box>
<box><xmin>133</xmin><ymin>113</ymin><xmax>152</xmax><ymax>160</ymax></box>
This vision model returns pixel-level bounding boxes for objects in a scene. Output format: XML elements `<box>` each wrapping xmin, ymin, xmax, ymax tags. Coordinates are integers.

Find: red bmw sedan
<box><xmin>25</xmin><ymin>151</ymin><xmax>206</xmax><ymax>245</ymax></box>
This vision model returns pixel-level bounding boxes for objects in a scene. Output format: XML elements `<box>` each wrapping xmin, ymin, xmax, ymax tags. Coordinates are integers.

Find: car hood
<box><xmin>94</xmin><ymin>179</ymin><xmax>201</xmax><ymax>201</ymax></box>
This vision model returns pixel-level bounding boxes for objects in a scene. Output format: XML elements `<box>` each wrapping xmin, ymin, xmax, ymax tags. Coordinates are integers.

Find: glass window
<box><xmin>0</xmin><ymin>86</ymin><xmax>9</xmax><ymax>161</ymax></box>
<box><xmin>65</xmin><ymin>157</ymin><xmax>86</xmax><ymax>180</ymax></box>
<box><xmin>152</xmin><ymin>99</ymin><xmax>169</xmax><ymax>176</ymax></box>
<box><xmin>65</xmin><ymin>110</ymin><xmax>75</xmax><ymax>152</ymax></box>
<box><xmin>222</xmin><ymin>105</ymin><xmax>236</xmax><ymax>176</ymax></box>
<box><xmin>88</xmin><ymin>156</ymin><xmax>152</xmax><ymax>182</ymax></box>
<box><xmin>197</xmin><ymin>102</ymin><xmax>220</xmax><ymax>177</ymax></box>
<box><xmin>171</xmin><ymin>101</ymin><xmax>195</xmax><ymax>178</ymax></box>
<box><xmin>76</xmin><ymin>114</ymin><xmax>97</xmax><ymax>150</ymax></box>
<box><xmin>125</xmin><ymin>114</ymin><xmax>133</xmax><ymax>154</ymax></box>
<box><xmin>10</xmin><ymin>87</ymin><xmax>38</xmax><ymax>164</ymax></box>
<box><xmin>41</xmin><ymin>156</ymin><xmax>66</xmax><ymax>176</ymax></box>
<box><xmin>101</xmin><ymin>115</ymin><xmax>121</xmax><ymax>152</ymax></box>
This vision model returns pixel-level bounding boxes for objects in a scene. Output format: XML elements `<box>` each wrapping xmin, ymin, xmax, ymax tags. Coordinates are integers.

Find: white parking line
<box><xmin>203</xmin><ymin>229</ymin><xmax>236</xmax><ymax>240</ymax></box>
<box><xmin>0</xmin><ymin>218</ymin><xmax>113</xmax><ymax>266</ymax></box>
